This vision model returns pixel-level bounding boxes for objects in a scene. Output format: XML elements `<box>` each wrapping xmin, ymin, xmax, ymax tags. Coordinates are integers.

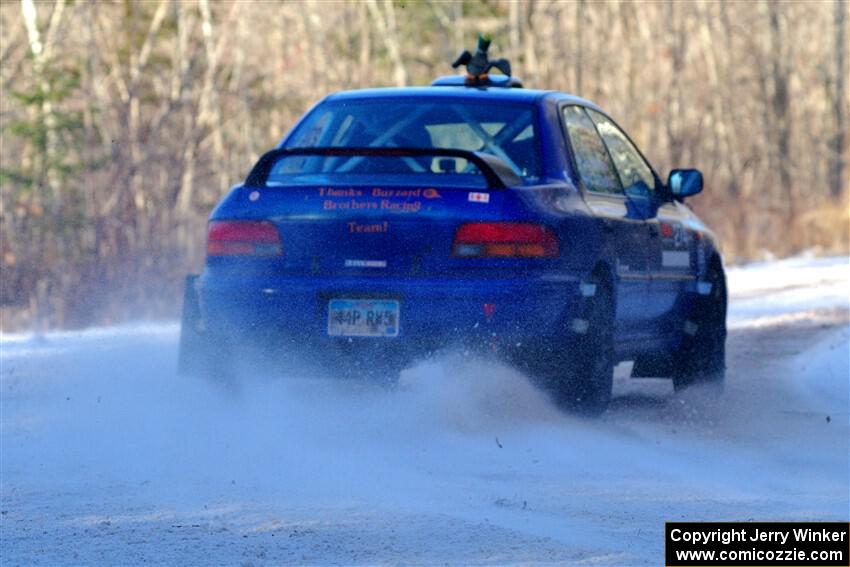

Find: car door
<box><xmin>587</xmin><ymin>109</ymin><xmax>696</xmax><ymax>330</ymax></box>
<box><xmin>646</xmin><ymin>198</ymin><xmax>700</xmax><ymax>331</ymax></box>
<box><xmin>560</xmin><ymin>105</ymin><xmax>652</xmax><ymax>341</ymax></box>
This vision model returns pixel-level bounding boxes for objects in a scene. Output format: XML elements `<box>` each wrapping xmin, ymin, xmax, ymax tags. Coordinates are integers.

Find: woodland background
<box><xmin>0</xmin><ymin>0</ymin><xmax>847</xmax><ymax>331</ymax></box>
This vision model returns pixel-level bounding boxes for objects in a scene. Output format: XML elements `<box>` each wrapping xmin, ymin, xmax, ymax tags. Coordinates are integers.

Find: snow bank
<box><xmin>726</xmin><ymin>255</ymin><xmax>849</xmax><ymax>328</ymax></box>
<box><xmin>1</xmin><ymin>256</ymin><xmax>848</xmax><ymax>565</ymax></box>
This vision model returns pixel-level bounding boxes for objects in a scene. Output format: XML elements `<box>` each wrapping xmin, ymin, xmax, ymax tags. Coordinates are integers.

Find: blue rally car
<box><xmin>179</xmin><ymin>56</ymin><xmax>726</xmax><ymax>415</ymax></box>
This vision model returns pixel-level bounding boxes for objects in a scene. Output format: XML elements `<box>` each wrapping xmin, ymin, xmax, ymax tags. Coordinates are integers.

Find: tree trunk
<box><xmin>830</xmin><ymin>0</ymin><xmax>847</xmax><ymax>200</ymax></box>
<box><xmin>366</xmin><ymin>0</ymin><xmax>408</xmax><ymax>87</ymax></box>
<box><xmin>768</xmin><ymin>1</ymin><xmax>795</xmax><ymax>226</ymax></box>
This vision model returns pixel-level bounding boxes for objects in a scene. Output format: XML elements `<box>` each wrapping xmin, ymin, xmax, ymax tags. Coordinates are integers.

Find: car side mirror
<box><xmin>667</xmin><ymin>169</ymin><xmax>703</xmax><ymax>199</ymax></box>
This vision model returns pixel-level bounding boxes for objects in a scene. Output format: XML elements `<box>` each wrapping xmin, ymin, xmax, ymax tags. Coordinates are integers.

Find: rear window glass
<box><xmin>276</xmin><ymin>99</ymin><xmax>540</xmax><ymax>187</ymax></box>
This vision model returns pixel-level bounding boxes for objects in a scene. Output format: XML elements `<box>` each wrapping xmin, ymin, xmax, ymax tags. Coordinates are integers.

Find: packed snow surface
<box><xmin>2</xmin><ymin>256</ymin><xmax>848</xmax><ymax>565</ymax></box>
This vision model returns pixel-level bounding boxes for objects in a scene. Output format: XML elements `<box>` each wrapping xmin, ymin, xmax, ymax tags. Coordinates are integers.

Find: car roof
<box><xmin>323</xmin><ymin>85</ymin><xmax>600</xmax><ymax>109</ymax></box>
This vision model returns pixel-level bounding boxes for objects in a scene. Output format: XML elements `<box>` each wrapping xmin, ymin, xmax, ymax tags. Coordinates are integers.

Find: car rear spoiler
<box><xmin>243</xmin><ymin>147</ymin><xmax>522</xmax><ymax>190</ymax></box>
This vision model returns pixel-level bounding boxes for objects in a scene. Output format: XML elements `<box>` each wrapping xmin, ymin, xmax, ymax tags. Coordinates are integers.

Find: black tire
<box><xmin>556</xmin><ymin>275</ymin><xmax>615</xmax><ymax>415</ymax></box>
<box><xmin>177</xmin><ymin>275</ymin><xmax>204</xmax><ymax>376</ymax></box>
<box><xmin>671</xmin><ymin>262</ymin><xmax>727</xmax><ymax>392</ymax></box>
<box><xmin>177</xmin><ymin>275</ymin><xmax>234</xmax><ymax>381</ymax></box>
<box><xmin>518</xmin><ymin>272</ymin><xmax>614</xmax><ymax>416</ymax></box>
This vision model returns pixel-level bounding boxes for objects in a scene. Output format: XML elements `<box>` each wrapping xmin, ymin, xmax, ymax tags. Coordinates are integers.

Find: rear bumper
<box><xmin>197</xmin><ymin>273</ymin><xmax>582</xmax><ymax>350</ymax></box>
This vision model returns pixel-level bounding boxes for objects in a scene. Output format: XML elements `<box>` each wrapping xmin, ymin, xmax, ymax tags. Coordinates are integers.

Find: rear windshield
<box><xmin>274</xmin><ymin>99</ymin><xmax>540</xmax><ymax>188</ymax></box>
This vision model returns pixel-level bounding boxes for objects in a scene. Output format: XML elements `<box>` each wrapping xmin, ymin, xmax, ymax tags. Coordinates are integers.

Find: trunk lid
<box><xmin>227</xmin><ymin>184</ymin><xmax>510</xmax><ymax>277</ymax></box>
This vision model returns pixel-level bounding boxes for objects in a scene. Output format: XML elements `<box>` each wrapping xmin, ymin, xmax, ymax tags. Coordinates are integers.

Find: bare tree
<box><xmin>830</xmin><ymin>0</ymin><xmax>847</xmax><ymax>200</ymax></box>
<box><xmin>0</xmin><ymin>0</ymin><xmax>847</xmax><ymax>330</ymax></box>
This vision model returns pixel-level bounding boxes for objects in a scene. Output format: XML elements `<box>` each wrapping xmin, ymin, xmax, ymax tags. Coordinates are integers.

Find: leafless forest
<box><xmin>0</xmin><ymin>0</ymin><xmax>847</xmax><ymax>331</ymax></box>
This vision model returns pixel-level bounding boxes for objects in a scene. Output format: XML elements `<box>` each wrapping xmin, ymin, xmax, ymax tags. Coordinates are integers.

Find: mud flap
<box><xmin>177</xmin><ymin>274</ymin><xmax>205</xmax><ymax>376</ymax></box>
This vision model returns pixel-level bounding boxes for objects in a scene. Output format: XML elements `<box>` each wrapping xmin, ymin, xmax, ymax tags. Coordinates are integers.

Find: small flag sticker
<box><xmin>468</xmin><ymin>192</ymin><xmax>490</xmax><ymax>203</ymax></box>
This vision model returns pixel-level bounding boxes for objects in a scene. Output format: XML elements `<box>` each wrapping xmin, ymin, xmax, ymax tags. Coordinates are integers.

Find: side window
<box><xmin>587</xmin><ymin>109</ymin><xmax>656</xmax><ymax>197</ymax></box>
<box><xmin>561</xmin><ymin>106</ymin><xmax>622</xmax><ymax>195</ymax></box>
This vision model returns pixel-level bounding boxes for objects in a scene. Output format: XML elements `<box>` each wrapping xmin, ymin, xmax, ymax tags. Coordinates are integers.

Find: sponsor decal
<box><xmin>320</xmin><ymin>199</ymin><xmax>423</xmax><ymax>213</ymax></box>
<box><xmin>319</xmin><ymin>187</ymin><xmax>363</xmax><ymax>197</ymax></box>
<box><xmin>248</xmin><ymin>190</ymin><xmax>260</xmax><ymax>202</ymax></box>
<box><xmin>660</xmin><ymin>222</ymin><xmax>688</xmax><ymax>248</ymax></box>
<box><xmin>317</xmin><ymin>187</ymin><xmax>430</xmax><ymax>214</ymax></box>
<box><xmin>344</xmin><ymin>259</ymin><xmax>387</xmax><ymax>268</ymax></box>
<box><xmin>372</xmin><ymin>188</ymin><xmax>426</xmax><ymax>198</ymax></box>
<box><xmin>662</xmin><ymin>250</ymin><xmax>690</xmax><ymax>268</ymax></box>
<box><xmin>468</xmin><ymin>192</ymin><xmax>490</xmax><ymax>203</ymax></box>
<box><xmin>324</xmin><ymin>199</ymin><xmax>378</xmax><ymax>211</ymax></box>
<box><xmin>348</xmin><ymin>221</ymin><xmax>388</xmax><ymax>234</ymax></box>
<box><xmin>379</xmin><ymin>199</ymin><xmax>422</xmax><ymax>212</ymax></box>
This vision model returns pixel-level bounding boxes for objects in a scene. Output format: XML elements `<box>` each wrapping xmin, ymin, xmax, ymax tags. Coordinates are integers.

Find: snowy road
<box><xmin>2</xmin><ymin>257</ymin><xmax>848</xmax><ymax>565</ymax></box>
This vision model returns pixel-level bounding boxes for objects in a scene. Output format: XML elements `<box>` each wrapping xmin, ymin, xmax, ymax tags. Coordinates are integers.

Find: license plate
<box><xmin>327</xmin><ymin>299</ymin><xmax>400</xmax><ymax>337</ymax></box>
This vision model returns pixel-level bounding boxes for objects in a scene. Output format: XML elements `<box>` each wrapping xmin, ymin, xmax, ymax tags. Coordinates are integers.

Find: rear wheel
<box><xmin>177</xmin><ymin>276</ymin><xmax>234</xmax><ymax>382</ymax></box>
<box><xmin>555</xmin><ymin>274</ymin><xmax>615</xmax><ymax>415</ymax></box>
<box><xmin>177</xmin><ymin>275</ymin><xmax>204</xmax><ymax>376</ymax></box>
<box><xmin>671</xmin><ymin>262</ymin><xmax>727</xmax><ymax>391</ymax></box>
<box><xmin>519</xmin><ymin>272</ymin><xmax>614</xmax><ymax>416</ymax></box>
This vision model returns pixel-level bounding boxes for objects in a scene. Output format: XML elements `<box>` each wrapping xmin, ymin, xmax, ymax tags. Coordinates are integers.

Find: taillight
<box><xmin>453</xmin><ymin>223</ymin><xmax>559</xmax><ymax>258</ymax></box>
<box><xmin>207</xmin><ymin>220</ymin><xmax>282</xmax><ymax>256</ymax></box>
